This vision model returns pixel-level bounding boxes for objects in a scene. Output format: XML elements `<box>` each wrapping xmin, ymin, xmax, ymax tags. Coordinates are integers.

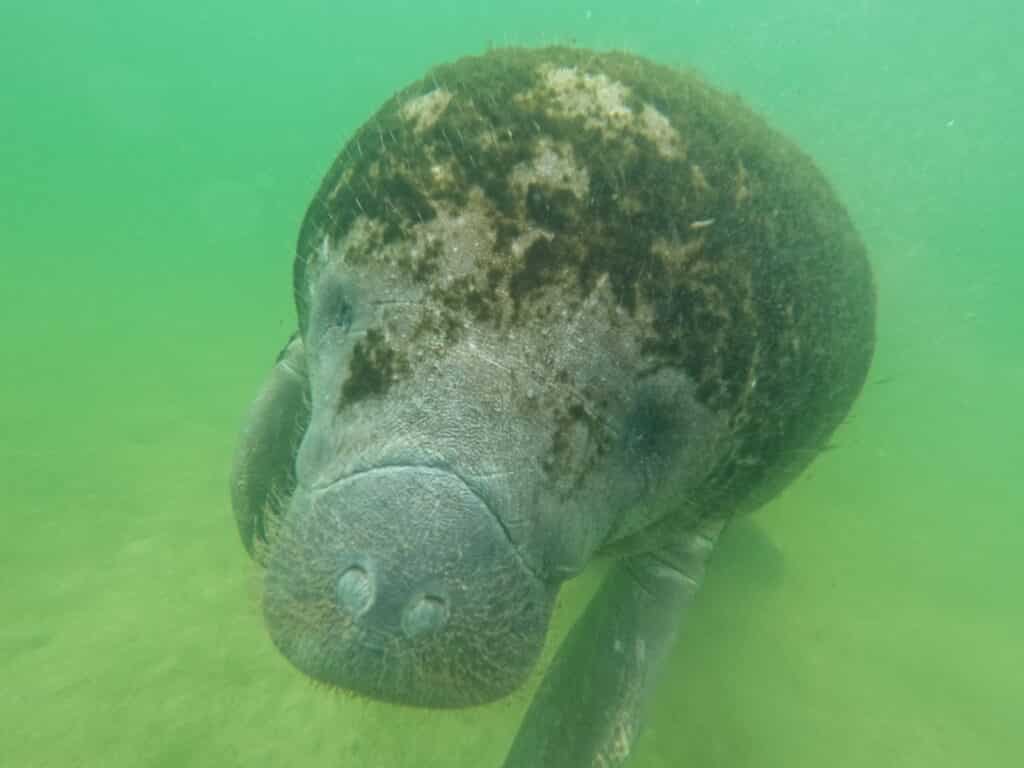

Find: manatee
<box><xmin>230</xmin><ymin>46</ymin><xmax>875</xmax><ymax>767</ymax></box>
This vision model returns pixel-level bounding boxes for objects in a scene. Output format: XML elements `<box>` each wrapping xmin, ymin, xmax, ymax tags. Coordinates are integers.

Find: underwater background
<box><xmin>2</xmin><ymin>1</ymin><xmax>1020</xmax><ymax>766</ymax></box>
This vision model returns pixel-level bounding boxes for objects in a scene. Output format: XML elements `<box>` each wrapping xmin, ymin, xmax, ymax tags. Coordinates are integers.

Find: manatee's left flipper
<box><xmin>230</xmin><ymin>333</ymin><xmax>310</xmax><ymax>563</ymax></box>
<box><xmin>502</xmin><ymin>517</ymin><xmax>726</xmax><ymax>768</ymax></box>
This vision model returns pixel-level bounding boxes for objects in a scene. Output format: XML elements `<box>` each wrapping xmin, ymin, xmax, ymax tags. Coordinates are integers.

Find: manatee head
<box><xmin>253</xmin><ymin>48</ymin><xmax>875</xmax><ymax>709</ymax></box>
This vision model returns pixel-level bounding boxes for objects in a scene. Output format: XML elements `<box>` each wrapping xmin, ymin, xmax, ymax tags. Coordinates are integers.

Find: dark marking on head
<box><xmin>525</xmin><ymin>183</ymin><xmax>579</xmax><ymax>231</ymax></box>
<box><xmin>508</xmin><ymin>236</ymin><xmax>581</xmax><ymax>311</ymax></box>
<box><xmin>398</xmin><ymin>238</ymin><xmax>443</xmax><ymax>284</ymax></box>
<box><xmin>431</xmin><ymin>274</ymin><xmax>499</xmax><ymax>338</ymax></box>
<box><xmin>340</xmin><ymin>329</ymin><xmax>408</xmax><ymax>407</ymax></box>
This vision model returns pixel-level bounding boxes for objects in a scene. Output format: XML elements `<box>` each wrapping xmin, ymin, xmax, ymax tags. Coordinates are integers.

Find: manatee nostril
<box><xmin>402</xmin><ymin>594</ymin><xmax>449</xmax><ymax>638</ymax></box>
<box><xmin>335</xmin><ymin>565</ymin><xmax>374</xmax><ymax>617</ymax></box>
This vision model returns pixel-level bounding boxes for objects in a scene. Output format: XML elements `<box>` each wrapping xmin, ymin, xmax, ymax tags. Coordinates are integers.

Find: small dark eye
<box><xmin>313</xmin><ymin>277</ymin><xmax>354</xmax><ymax>333</ymax></box>
<box><xmin>623</xmin><ymin>396</ymin><xmax>674</xmax><ymax>460</ymax></box>
<box><xmin>333</xmin><ymin>295</ymin><xmax>353</xmax><ymax>330</ymax></box>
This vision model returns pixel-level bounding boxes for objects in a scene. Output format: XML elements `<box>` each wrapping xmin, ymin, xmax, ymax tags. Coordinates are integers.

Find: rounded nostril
<box><xmin>336</xmin><ymin>565</ymin><xmax>374</xmax><ymax>617</ymax></box>
<box><xmin>402</xmin><ymin>594</ymin><xmax>449</xmax><ymax>638</ymax></box>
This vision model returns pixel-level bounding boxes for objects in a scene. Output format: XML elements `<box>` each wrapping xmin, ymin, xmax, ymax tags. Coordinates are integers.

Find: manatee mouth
<box><xmin>311</xmin><ymin>462</ymin><xmax>534</xmax><ymax>572</ymax></box>
<box><xmin>263</xmin><ymin>464</ymin><xmax>555</xmax><ymax>708</ymax></box>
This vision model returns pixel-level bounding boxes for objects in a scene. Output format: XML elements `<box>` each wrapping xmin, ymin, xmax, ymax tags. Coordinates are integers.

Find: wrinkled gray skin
<box><xmin>234</xmin><ymin>333</ymin><xmax>720</xmax><ymax>764</ymax></box>
<box><xmin>231</xmin><ymin>47</ymin><xmax>875</xmax><ymax>767</ymax></box>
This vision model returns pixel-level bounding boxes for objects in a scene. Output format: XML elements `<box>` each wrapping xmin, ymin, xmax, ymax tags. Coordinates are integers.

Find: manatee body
<box><xmin>231</xmin><ymin>47</ymin><xmax>875</xmax><ymax>767</ymax></box>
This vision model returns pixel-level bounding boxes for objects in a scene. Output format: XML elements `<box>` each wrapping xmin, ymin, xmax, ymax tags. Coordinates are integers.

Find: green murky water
<box><xmin>2</xmin><ymin>1</ymin><xmax>1020</xmax><ymax>766</ymax></box>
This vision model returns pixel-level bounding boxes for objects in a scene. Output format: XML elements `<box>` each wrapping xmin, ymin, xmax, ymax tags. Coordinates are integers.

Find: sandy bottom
<box><xmin>2</xmin><ymin>307</ymin><xmax>1020</xmax><ymax>768</ymax></box>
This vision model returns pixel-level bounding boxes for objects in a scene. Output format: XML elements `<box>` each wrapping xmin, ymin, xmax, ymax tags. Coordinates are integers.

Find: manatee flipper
<box><xmin>230</xmin><ymin>334</ymin><xmax>310</xmax><ymax>562</ymax></box>
<box><xmin>502</xmin><ymin>517</ymin><xmax>725</xmax><ymax>768</ymax></box>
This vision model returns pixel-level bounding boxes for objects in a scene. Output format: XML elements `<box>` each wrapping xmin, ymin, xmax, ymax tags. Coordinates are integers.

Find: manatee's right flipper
<box><xmin>502</xmin><ymin>517</ymin><xmax>725</xmax><ymax>768</ymax></box>
<box><xmin>230</xmin><ymin>334</ymin><xmax>310</xmax><ymax>562</ymax></box>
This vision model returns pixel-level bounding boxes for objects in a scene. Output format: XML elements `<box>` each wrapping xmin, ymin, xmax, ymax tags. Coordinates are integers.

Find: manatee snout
<box><xmin>262</xmin><ymin>465</ymin><xmax>555</xmax><ymax>708</ymax></box>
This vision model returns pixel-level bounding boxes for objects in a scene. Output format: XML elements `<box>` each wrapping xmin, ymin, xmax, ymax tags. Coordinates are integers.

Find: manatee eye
<box><xmin>313</xmin><ymin>277</ymin><xmax>354</xmax><ymax>334</ymax></box>
<box><xmin>333</xmin><ymin>294</ymin><xmax>354</xmax><ymax>331</ymax></box>
<box><xmin>623</xmin><ymin>395</ymin><xmax>674</xmax><ymax>461</ymax></box>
